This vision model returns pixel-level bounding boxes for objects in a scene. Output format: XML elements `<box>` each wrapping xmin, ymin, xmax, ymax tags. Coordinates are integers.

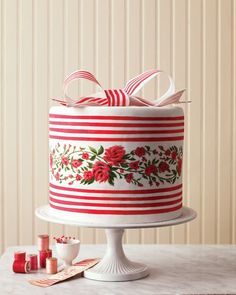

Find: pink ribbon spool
<box><xmin>53</xmin><ymin>69</ymin><xmax>185</xmax><ymax>108</ymax></box>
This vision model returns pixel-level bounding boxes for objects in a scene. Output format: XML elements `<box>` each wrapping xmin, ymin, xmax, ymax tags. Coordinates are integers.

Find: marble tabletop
<box><xmin>0</xmin><ymin>244</ymin><xmax>236</xmax><ymax>294</ymax></box>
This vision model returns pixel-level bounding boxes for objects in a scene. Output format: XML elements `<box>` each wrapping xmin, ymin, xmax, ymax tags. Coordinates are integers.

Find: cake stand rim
<box><xmin>35</xmin><ymin>205</ymin><xmax>197</xmax><ymax>229</ymax></box>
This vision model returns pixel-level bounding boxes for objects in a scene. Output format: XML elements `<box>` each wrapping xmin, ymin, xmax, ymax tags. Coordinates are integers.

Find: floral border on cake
<box><xmin>49</xmin><ymin>144</ymin><xmax>183</xmax><ymax>187</ymax></box>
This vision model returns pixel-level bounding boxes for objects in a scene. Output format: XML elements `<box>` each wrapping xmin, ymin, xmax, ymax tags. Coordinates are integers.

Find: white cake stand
<box><xmin>35</xmin><ymin>205</ymin><xmax>196</xmax><ymax>282</ymax></box>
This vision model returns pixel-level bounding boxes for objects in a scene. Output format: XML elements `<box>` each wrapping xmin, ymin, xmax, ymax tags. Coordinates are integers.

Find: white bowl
<box><xmin>55</xmin><ymin>239</ymin><xmax>80</xmax><ymax>268</ymax></box>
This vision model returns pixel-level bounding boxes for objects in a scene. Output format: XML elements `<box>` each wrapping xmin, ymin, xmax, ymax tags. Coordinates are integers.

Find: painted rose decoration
<box><xmin>50</xmin><ymin>144</ymin><xmax>183</xmax><ymax>187</ymax></box>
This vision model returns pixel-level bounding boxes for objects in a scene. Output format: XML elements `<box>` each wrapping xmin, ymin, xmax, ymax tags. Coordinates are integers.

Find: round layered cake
<box><xmin>48</xmin><ymin>105</ymin><xmax>184</xmax><ymax>224</ymax></box>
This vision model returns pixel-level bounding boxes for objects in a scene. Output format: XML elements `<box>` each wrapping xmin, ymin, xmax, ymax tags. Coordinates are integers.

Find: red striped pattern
<box><xmin>50</xmin><ymin>203</ymin><xmax>182</xmax><ymax>215</ymax></box>
<box><xmin>75</xmin><ymin>96</ymin><xmax>108</xmax><ymax>106</ymax></box>
<box><xmin>49</xmin><ymin>121</ymin><xmax>184</xmax><ymax>128</ymax></box>
<box><xmin>63</xmin><ymin>70</ymin><xmax>102</xmax><ymax>90</ymax></box>
<box><xmin>124</xmin><ymin>69</ymin><xmax>159</xmax><ymax>95</ymax></box>
<box><xmin>49</xmin><ymin>114</ymin><xmax>184</xmax><ymax>121</ymax></box>
<box><xmin>49</xmin><ymin>190</ymin><xmax>182</xmax><ymax>201</ymax></box>
<box><xmin>49</xmin><ymin>135</ymin><xmax>184</xmax><ymax>142</ymax></box>
<box><xmin>49</xmin><ymin>128</ymin><xmax>184</xmax><ymax>135</ymax></box>
<box><xmin>104</xmin><ymin>89</ymin><xmax>129</xmax><ymax>106</ymax></box>
<box><xmin>49</xmin><ymin>183</ymin><xmax>182</xmax><ymax>216</ymax></box>
<box><xmin>49</xmin><ymin>113</ymin><xmax>184</xmax><ymax>141</ymax></box>
<box><xmin>49</xmin><ymin>196</ymin><xmax>182</xmax><ymax>207</ymax></box>
<box><xmin>50</xmin><ymin>183</ymin><xmax>182</xmax><ymax>194</ymax></box>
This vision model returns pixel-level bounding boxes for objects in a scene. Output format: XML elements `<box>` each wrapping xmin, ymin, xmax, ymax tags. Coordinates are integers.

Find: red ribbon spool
<box><xmin>12</xmin><ymin>260</ymin><xmax>31</xmax><ymax>273</ymax></box>
<box><xmin>27</xmin><ymin>254</ymin><xmax>38</xmax><ymax>271</ymax></box>
<box><xmin>39</xmin><ymin>249</ymin><xmax>52</xmax><ymax>268</ymax></box>
<box><xmin>14</xmin><ymin>251</ymin><xmax>26</xmax><ymax>261</ymax></box>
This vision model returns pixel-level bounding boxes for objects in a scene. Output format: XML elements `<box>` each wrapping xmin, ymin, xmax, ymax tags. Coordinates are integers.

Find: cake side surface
<box><xmin>48</xmin><ymin>106</ymin><xmax>184</xmax><ymax>224</ymax></box>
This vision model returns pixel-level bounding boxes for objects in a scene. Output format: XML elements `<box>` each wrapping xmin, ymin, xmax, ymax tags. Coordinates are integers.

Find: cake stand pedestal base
<box><xmin>84</xmin><ymin>228</ymin><xmax>148</xmax><ymax>281</ymax></box>
<box><xmin>35</xmin><ymin>205</ymin><xmax>197</xmax><ymax>282</ymax></box>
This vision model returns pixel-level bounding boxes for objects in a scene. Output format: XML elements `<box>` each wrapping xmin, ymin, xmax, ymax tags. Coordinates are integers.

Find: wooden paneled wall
<box><xmin>0</xmin><ymin>0</ymin><xmax>235</xmax><ymax>253</ymax></box>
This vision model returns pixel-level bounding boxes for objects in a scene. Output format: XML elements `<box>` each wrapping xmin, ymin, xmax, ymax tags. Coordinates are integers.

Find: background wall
<box><xmin>0</xmin><ymin>0</ymin><xmax>235</xmax><ymax>253</ymax></box>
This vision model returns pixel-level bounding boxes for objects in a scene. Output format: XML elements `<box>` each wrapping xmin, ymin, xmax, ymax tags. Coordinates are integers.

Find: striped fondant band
<box><xmin>49</xmin><ymin>114</ymin><xmax>184</xmax><ymax>121</ymax></box>
<box><xmin>49</xmin><ymin>114</ymin><xmax>184</xmax><ymax>141</ymax></box>
<box><xmin>49</xmin><ymin>183</ymin><xmax>182</xmax><ymax>215</ymax></box>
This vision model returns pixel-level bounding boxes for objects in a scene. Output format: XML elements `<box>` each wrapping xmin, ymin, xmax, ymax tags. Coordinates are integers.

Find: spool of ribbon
<box><xmin>53</xmin><ymin>69</ymin><xmax>185</xmax><ymax>107</ymax></box>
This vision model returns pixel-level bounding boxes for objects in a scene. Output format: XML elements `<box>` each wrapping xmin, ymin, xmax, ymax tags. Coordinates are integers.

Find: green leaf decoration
<box><xmin>110</xmin><ymin>171</ymin><xmax>117</xmax><ymax>179</ymax></box>
<box><xmin>88</xmin><ymin>162</ymin><xmax>93</xmax><ymax>169</ymax></box>
<box><xmin>97</xmin><ymin>146</ymin><xmax>104</xmax><ymax>155</ymax></box>
<box><xmin>90</xmin><ymin>155</ymin><xmax>96</xmax><ymax>161</ymax></box>
<box><xmin>87</xmin><ymin>178</ymin><xmax>95</xmax><ymax>184</ymax></box>
<box><xmin>89</xmin><ymin>146</ymin><xmax>97</xmax><ymax>154</ymax></box>
<box><xmin>123</xmin><ymin>154</ymin><xmax>131</xmax><ymax>160</ymax></box>
<box><xmin>108</xmin><ymin>178</ymin><xmax>115</xmax><ymax>186</ymax></box>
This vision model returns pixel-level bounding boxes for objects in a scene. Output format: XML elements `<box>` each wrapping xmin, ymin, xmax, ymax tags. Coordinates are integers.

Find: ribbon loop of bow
<box><xmin>53</xmin><ymin>69</ymin><xmax>185</xmax><ymax>107</ymax></box>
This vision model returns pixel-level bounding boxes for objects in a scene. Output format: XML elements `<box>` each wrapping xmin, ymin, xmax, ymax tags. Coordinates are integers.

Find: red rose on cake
<box><xmin>104</xmin><ymin>145</ymin><xmax>125</xmax><ymax>166</ymax></box>
<box><xmin>82</xmin><ymin>152</ymin><xmax>89</xmax><ymax>160</ymax></box>
<box><xmin>135</xmin><ymin>147</ymin><xmax>145</xmax><ymax>157</ymax></box>
<box><xmin>129</xmin><ymin>161</ymin><xmax>139</xmax><ymax>170</ymax></box>
<box><xmin>158</xmin><ymin>162</ymin><xmax>170</xmax><ymax>173</ymax></box>
<box><xmin>76</xmin><ymin>174</ymin><xmax>82</xmax><ymax>181</ymax></box>
<box><xmin>55</xmin><ymin>172</ymin><xmax>60</xmax><ymax>180</ymax></box>
<box><xmin>83</xmin><ymin>171</ymin><xmax>93</xmax><ymax>181</ymax></box>
<box><xmin>61</xmin><ymin>156</ymin><xmax>69</xmax><ymax>166</ymax></box>
<box><xmin>72</xmin><ymin>159</ymin><xmax>82</xmax><ymax>168</ymax></box>
<box><xmin>165</xmin><ymin>149</ymin><xmax>171</xmax><ymax>156</ymax></box>
<box><xmin>125</xmin><ymin>173</ymin><xmax>133</xmax><ymax>183</ymax></box>
<box><xmin>145</xmin><ymin>164</ymin><xmax>157</xmax><ymax>176</ymax></box>
<box><xmin>50</xmin><ymin>154</ymin><xmax>53</xmax><ymax>168</ymax></box>
<box><xmin>177</xmin><ymin>159</ymin><xmax>182</xmax><ymax>176</ymax></box>
<box><xmin>92</xmin><ymin>161</ymin><xmax>110</xmax><ymax>182</ymax></box>
<box><xmin>171</xmin><ymin>151</ymin><xmax>177</xmax><ymax>160</ymax></box>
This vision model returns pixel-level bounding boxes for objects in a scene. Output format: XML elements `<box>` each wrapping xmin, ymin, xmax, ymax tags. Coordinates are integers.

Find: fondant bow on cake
<box><xmin>53</xmin><ymin>69</ymin><xmax>185</xmax><ymax>107</ymax></box>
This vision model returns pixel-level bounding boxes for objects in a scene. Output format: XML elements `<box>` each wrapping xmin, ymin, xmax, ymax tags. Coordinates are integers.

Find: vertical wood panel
<box><xmin>0</xmin><ymin>0</ymin><xmax>236</xmax><ymax>252</ymax></box>
<box><xmin>3</xmin><ymin>0</ymin><xmax>19</xmax><ymax>248</ymax></box>
<box><xmin>18</xmin><ymin>0</ymin><xmax>33</xmax><ymax>245</ymax></box>
<box><xmin>217</xmin><ymin>0</ymin><xmax>233</xmax><ymax>243</ymax></box>
<box><xmin>187</xmin><ymin>0</ymin><xmax>202</xmax><ymax>243</ymax></box>
<box><xmin>202</xmin><ymin>0</ymin><xmax>217</xmax><ymax>243</ymax></box>
<box><xmin>232</xmin><ymin>0</ymin><xmax>236</xmax><ymax>244</ymax></box>
<box><xmin>34</xmin><ymin>0</ymin><xmax>49</xmax><ymax>242</ymax></box>
<box><xmin>0</xmin><ymin>0</ymin><xmax>4</xmax><ymax>253</ymax></box>
<box><xmin>111</xmin><ymin>0</ymin><xmax>125</xmax><ymax>88</ymax></box>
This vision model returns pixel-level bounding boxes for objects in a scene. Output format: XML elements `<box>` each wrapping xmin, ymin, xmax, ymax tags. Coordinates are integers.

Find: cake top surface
<box><xmin>50</xmin><ymin>105</ymin><xmax>184</xmax><ymax>118</ymax></box>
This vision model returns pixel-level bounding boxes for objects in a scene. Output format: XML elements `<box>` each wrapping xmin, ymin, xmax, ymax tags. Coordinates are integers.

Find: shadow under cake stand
<box><xmin>35</xmin><ymin>205</ymin><xmax>196</xmax><ymax>282</ymax></box>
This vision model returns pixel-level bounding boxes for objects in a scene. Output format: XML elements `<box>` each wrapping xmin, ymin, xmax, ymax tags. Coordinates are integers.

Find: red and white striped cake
<box><xmin>49</xmin><ymin>105</ymin><xmax>184</xmax><ymax>224</ymax></box>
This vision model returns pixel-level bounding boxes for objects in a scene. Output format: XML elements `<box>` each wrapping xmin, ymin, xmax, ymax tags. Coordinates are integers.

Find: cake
<box><xmin>48</xmin><ymin>105</ymin><xmax>184</xmax><ymax>224</ymax></box>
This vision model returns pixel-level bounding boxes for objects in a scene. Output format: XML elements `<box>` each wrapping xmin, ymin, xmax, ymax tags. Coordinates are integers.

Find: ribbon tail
<box><xmin>129</xmin><ymin>96</ymin><xmax>156</xmax><ymax>106</ymax></box>
<box><xmin>52</xmin><ymin>98</ymin><xmax>101</xmax><ymax>107</ymax></box>
<box><xmin>155</xmin><ymin>90</ymin><xmax>185</xmax><ymax>107</ymax></box>
<box><xmin>52</xmin><ymin>98</ymin><xmax>71</xmax><ymax>107</ymax></box>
